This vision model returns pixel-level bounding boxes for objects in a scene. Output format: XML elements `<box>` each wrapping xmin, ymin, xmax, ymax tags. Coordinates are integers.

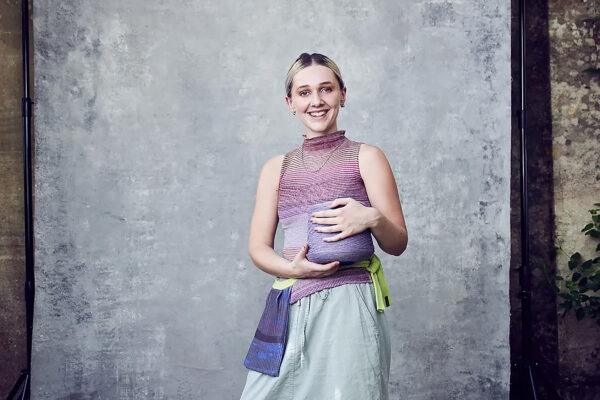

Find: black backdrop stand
<box><xmin>515</xmin><ymin>0</ymin><xmax>537</xmax><ymax>396</ymax></box>
<box><xmin>515</xmin><ymin>0</ymin><xmax>563</xmax><ymax>399</ymax></box>
<box><xmin>6</xmin><ymin>0</ymin><xmax>34</xmax><ymax>399</ymax></box>
<box><xmin>2</xmin><ymin>0</ymin><xmax>571</xmax><ymax>399</ymax></box>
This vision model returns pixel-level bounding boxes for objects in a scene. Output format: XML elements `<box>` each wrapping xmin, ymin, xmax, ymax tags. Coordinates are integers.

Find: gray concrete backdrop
<box><xmin>31</xmin><ymin>1</ymin><xmax>510</xmax><ymax>399</ymax></box>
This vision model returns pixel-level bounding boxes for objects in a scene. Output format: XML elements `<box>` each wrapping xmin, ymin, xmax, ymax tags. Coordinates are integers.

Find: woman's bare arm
<box><xmin>358</xmin><ymin>144</ymin><xmax>408</xmax><ymax>256</ymax></box>
<box><xmin>248</xmin><ymin>154</ymin><xmax>339</xmax><ymax>278</ymax></box>
<box><xmin>247</xmin><ymin>154</ymin><xmax>290</xmax><ymax>276</ymax></box>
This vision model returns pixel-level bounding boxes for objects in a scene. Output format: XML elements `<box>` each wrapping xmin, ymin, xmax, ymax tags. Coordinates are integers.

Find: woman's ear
<box><xmin>285</xmin><ymin>96</ymin><xmax>294</xmax><ymax>112</ymax></box>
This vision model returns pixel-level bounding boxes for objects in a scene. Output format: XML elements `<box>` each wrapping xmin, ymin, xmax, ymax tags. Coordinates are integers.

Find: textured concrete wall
<box><xmin>549</xmin><ymin>1</ymin><xmax>600</xmax><ymax>398</ymax></box>
<box><xmin>31</xmin><ymin>1</ymin><xmax>511</xmax><ymax>399</ymax></box>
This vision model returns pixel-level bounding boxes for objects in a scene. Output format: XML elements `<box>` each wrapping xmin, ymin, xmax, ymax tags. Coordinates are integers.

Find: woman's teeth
<box><xmin>309</xmin><ymin>110</ymin><xmax>327</xmax><ymax>118</ymax></box>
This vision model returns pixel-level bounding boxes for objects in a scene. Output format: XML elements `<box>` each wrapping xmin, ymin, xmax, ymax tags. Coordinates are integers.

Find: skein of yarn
<box><xmin>306</xmin><ymin>200</ymin><xmax>375</xmax><ymax>264</ymax></box>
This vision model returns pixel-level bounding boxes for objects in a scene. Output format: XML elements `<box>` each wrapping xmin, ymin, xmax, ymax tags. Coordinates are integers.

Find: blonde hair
<box><xmin>285</xmin><ymin>53</ymin><xmax>345</xmax><ymax>98</ymax></box>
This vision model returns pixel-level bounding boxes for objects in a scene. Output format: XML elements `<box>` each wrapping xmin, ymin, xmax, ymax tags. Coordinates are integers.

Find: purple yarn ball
<box><xmin>305</xmin><ymin>200</ymin><xmax>374</xmax><ymax>264</ymax></box>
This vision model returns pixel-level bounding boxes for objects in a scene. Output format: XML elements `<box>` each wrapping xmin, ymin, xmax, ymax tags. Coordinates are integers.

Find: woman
<box><xmin>240</xmin><ymin>52</ymin><xmax>408</xmax><ymax>400</ymax></box>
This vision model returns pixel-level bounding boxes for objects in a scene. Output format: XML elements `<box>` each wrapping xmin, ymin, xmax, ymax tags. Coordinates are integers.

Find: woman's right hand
<box><xmin>288</xmin><ymin>243</ymin><xmax>340</xmax><ymax>278</ymax></box>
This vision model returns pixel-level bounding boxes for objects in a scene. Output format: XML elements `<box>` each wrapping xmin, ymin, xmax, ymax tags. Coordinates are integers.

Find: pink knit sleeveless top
<box><xmin>277</xmin><ymin>130</ymin><xmax>373</xmax><ymax>303</ymax></box>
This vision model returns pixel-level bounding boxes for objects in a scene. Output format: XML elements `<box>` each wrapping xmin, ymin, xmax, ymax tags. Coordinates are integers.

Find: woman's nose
<box><xmin>310</xmin><ymin>92</ymin><xmax>323</xmax><ymax>106</ymax></box>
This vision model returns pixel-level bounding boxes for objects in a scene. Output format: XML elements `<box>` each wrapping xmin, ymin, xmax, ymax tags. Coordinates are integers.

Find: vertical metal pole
<box><xmin>7</xmin><ymin>3</ymin><xmax>35</xmax><ymax>397</ymax></box>
<box><xmin>518</xmin><ymin>0</ymin><xmax>538</xmax><ymax>398</ymax></box>
<box><xmin>20</xmin><ymin>0</ymin><xmax>34</xmax><ymax>398</ymax></box>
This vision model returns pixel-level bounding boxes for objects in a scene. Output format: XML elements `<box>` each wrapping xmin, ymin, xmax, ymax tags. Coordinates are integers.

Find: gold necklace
<box><xmin>300</xmin><ymin>140</ymin><xmax>344</xmax><ymax>173</ymax></box>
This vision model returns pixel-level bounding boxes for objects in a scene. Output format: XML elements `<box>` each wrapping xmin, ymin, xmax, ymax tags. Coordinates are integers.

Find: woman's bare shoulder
<box><xmin>358</xmin><ymin>143</ymin><xmax>388</xmax><ymax>174</ymax></box>
<box><xmin>358</xmin><ymin>142</ymin><xmax>384</xmax><ymax>157</ymax></box>
<box><xmin>258</xmin><ymin>154</ymin><xmax>285</xmax><ymax>190</ymax></box>
<box><xmin>263</xmin><ymin>154</ymin><xmax>285</xmax><ymax>174</ymax></box>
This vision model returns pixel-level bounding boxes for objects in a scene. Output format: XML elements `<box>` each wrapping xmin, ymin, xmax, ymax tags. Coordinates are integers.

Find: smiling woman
<box><xmin>239</xmin><ymin>52</ymin><xmax>407</xmax><ymax>400</ymax></box>
<box><xmin>284</xmin><ymin>57</ymin><xmax>346</xmax><ymax>137</ymax></box>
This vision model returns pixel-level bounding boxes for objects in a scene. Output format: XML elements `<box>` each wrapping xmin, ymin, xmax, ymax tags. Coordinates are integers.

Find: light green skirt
<box><xmin>240</xmin><ymin>282</ymin><xmax>391</xmax><ymax>400</ymax></box>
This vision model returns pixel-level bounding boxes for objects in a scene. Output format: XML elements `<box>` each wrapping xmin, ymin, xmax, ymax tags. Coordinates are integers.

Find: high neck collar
<box><xmin>301</xmin><ymin>130</ymin><xmax>346</xmax><ymax>151</ymax></box>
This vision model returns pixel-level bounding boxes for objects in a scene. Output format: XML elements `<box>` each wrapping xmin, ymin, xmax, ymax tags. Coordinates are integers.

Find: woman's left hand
<box><xmin>309</xmin><ymin>197</ymin><xmax>377</xmax><ymax>242</ymax></box>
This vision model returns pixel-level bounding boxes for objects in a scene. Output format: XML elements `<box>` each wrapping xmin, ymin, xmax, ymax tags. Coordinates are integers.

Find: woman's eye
<box><xmin>299</xmin><ymin>87</ymin><xmax>330</xmax><ymax>96</ymax></box>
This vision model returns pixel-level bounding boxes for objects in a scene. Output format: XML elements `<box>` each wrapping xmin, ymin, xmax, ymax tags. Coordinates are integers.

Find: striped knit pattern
<box><xmin>243</xmin><ymin>286</ymin><xmax>291</xmax><ymax>376</ymax></box>
<box><xmin>306</xmin><ymin>200</ymin><xmax>375</xmax><ymax>264</ymax></box>
<box><xmin>277</xmin><ymin>130</ymin><xmax>374</xmax><ymax>303</ymax></box>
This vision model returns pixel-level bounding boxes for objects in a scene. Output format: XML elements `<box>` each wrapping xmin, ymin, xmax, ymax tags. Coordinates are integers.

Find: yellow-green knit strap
<box><xmin>364</xmin><ymin>254</ymin><xmax>392</xmax><ymax>312</ymax></box>
<box><xmin>272</xmin><ymin>277</ymin><xmax>297</xmax><ymax>290</ymax></box>
<box><xmin>271</xmin><ymin>253</ymin><xmax>391</xmax><ymax>312</ymax></box>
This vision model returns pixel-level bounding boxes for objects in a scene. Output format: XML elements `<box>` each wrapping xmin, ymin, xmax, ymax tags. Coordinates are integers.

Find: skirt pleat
<box><xmin>240</xmin><ymin>282</ymin><xmax>391</xmax><ymax>400</ymax></box>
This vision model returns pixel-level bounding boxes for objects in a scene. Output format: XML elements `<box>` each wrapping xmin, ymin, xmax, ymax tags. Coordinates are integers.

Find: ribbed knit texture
<box><xmin>277</xmin><ymin>130</ymin><xmax>374</xmax><ymax>303</ymax></box>
<box><xmin>243</xmin><ymin>286</ymin><xmax>291</xmax><ymax>376</ymax></box>
<box><xmin>306</xmin><ymin>200</ymin><xmax>375</xmax><ymax>263</ymax></box>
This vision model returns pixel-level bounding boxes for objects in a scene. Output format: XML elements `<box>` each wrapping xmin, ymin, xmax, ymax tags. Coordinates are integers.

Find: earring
<box><xmin>292</xmin><ymin>111</ymin><xmax>296</xmax><ymax>115</ymax></box>
<box><xmin>341</xmin><ymin>103</ymin><xmax>345</xmax><ymax>108</ymax></box>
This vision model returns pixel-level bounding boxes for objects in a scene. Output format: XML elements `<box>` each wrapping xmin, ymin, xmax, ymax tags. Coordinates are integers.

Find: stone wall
<box><xmin>549</xmin><ymin>0</ymin><xmax>600</xmax><ymax>397</ymax></box>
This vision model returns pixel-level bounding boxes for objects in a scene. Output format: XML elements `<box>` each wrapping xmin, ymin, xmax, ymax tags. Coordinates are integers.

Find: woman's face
<box><xmin>286</xmin><ymin>64</ymin><xmax>346</xmax><ymax>137</ymax></box>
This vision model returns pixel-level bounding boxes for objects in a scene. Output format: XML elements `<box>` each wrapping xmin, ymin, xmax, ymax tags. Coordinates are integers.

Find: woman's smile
<box><xmin>308</xmin><ymin>109</ymin><xmax>329</xmax><ymax>119</ymax></box>
<box><xmin>286</xmin><ymin>64</ymin><xmax>346</xmax><ymax>136</ymax></box>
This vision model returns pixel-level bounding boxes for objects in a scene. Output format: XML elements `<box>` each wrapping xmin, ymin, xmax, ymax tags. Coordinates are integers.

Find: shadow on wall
<box><xmin>509</xmin><ymin>0</ymin><xmax>559</xmax><ymax>399</ymax></box>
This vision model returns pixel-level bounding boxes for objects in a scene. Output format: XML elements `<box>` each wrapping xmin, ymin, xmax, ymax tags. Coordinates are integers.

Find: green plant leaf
<box><xmin>553</xmin><ymin>284</ymin><xmax>560</xmax><ymax>293</ymax></box>
<box><xmin>583</xmin><ymin>68</ymin><xmax>600</xmax><ymax>73</ymax></box>
<box><xmin>545</xmin><ymin>203</ymin><xmax>600</xmax><ymax>325</ymax></box>
<box><xmin>581</xmin><ymin>17</ymin><xmax>600</xmax><ymax>23</ymax></box>
<box><xmin>583</xmin><ymin>223</ymin><xmax>595</xmax><ymax>232</ymax></box>
<box><xmin>582</xmin><ymin>260</ymin><xmax>593</xmax><ymax>270</ymax></box>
